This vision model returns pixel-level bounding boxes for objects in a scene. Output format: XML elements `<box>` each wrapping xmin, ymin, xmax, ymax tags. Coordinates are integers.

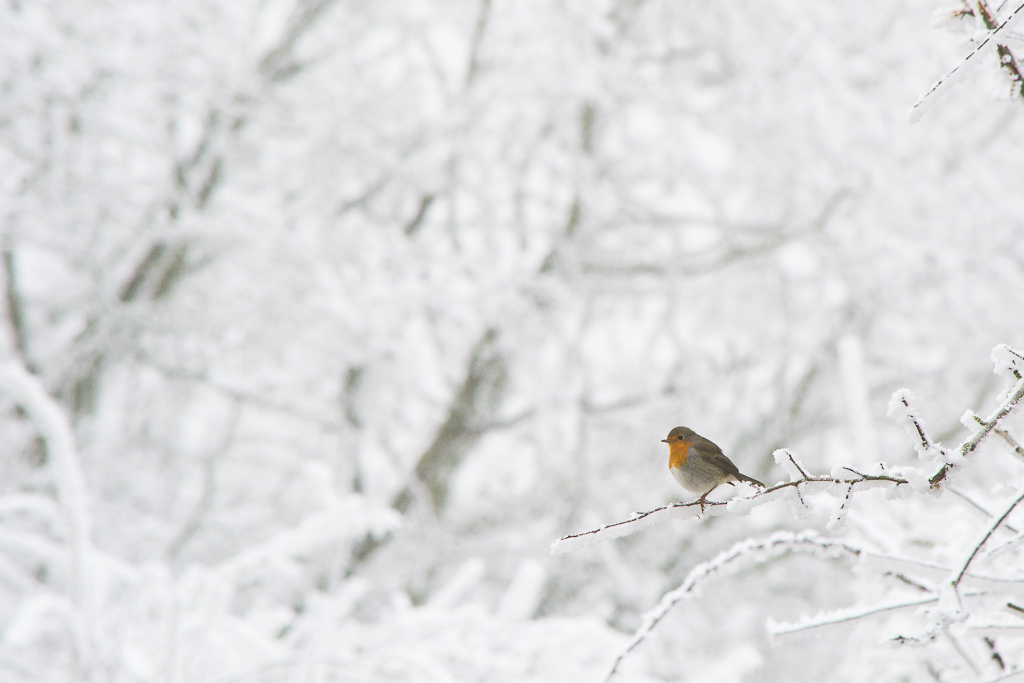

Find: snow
<box><xmin>993</xmin><ymin>343</ymin><xmax>1024</xmax><ymax>385</ymax></box>
<box><xmin>4</xmin><ymin>2</ymin><xmax>1024</xmax><ymax>681</ymax></box>
<box><xmin>774</xmin><ymin>448</ymin><xmax>809</xmax><ymax>481</ymax></box>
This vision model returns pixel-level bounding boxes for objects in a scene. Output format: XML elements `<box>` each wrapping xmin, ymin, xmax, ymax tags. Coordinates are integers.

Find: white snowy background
<box><xmin>2</xmin><ymin>1</ymin><xmax>1024</xmax><ymax>681</ymax></box>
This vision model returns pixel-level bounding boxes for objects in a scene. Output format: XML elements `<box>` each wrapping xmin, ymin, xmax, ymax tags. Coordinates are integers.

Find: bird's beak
<box><xmin>661</xmin><ymin>439</ymin><xmax>669</xmax><ymax>443</ymax></box>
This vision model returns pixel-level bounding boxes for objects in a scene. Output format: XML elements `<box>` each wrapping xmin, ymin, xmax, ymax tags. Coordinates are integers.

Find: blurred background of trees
<box><xmin>2</xmin><ymin>0</ymin><xmax>1024</xmax><ymax>680</ymax></box>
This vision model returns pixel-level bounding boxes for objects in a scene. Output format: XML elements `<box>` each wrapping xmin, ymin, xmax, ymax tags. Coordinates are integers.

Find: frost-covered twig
<box><xmin>951</xmin><ymin>485</ymin><xmax>1024</xmax><ymax>589</ymax></box>
<box><xmin>911</xmin><ymin>1</ymin><xmax>1024</xmax><ymax>120</ymax></box>
<box><xmin>948</xmin><ymin>485</ymin><xmax>1020</xmax><ymax>533</ymax></box>
<box><xmin>966</xmin><ymin>410</ymin><xmax>1024</xmax><ymax>460</ymax></box>
<box><xmin>551</xmin><ymin>502</ymin><xmax>711</xmax><ymax>555</ymax></box>
<box><xmin>996</xmin><ymin>426</ymin><xmax>1024</xmax><ymax>459</ymax></box>
<box><xmin>979</xmin><ymin>668</ymin><xmax>1024</xmax><ymax>683</ymax></box>
<box><xmin>930</xmin><ymin>373</ymin><xmax>1024</xmax><ymax>487</ymax></box>
<box><xmin>888</xmin><ymin>389</ymin><xmax>941</xmax><ymax>460</ymax></box>
<box><xmin>767</xmin><ymin>594</ymin><xmax>940</xmax><ymax>639</ymax></box>
<box><xmin>605</xmin><ymin>531</ymin><xmax>861</xmax><ymax>681</ymax></box>
<box><xmin>551</xmin><ymin>468</ymin><xmax>908</xmax><ymax>555</ymax></box>
<box><xmin>974</xmin><ymin>0</ymin><xmax>1024</xmax><ymax>99</ymax></box>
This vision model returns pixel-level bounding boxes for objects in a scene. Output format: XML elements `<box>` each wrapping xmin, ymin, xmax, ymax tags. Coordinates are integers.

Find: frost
<box><xmin>886</xmin><ymin>388</ymin><xmax>915</xmax><ymax>421</ymax></box>
<box><xmin>774</xmin><ymin>448</ymin><xmax>809</xmax><ymax>481</ymax></box>
<box><xmin>826</xmin><ymin>485</ymin><xmax>853</xmax><ymax>532</ymax></box>
<box><xmin>725</xmin><ymin>494</ymin><xmax>757</xmax><ymax>516</ymax></box>
<box><xmin>781</xmin><ymin>485</ymin><xmax>813</xmax><ymax>520</ymax></box>
<box><xmin>960</xmin><ymin>409</ymin><xmax>985</xmax><ymax>434</ymax></box>
<box><xmin>887</xmin><ymin>389</ymin><xmax>944</xmax><ymax>462</ymax></box>
<box><xmin>888</xmin><ymin>465</ymin><xmax>933</xmax><ymax>494</ymax></box>
<box><xmin>935</xmin><ymin>583</ymin><xmax>965</xmax><ymax>621</ymax></box>
<box><xmin>5</xmin><ymin>3</ymin><xmax>1024</xmax><ymax>681</ymax></box>
<box><xmin>912</xmin><ymin>4</ymin><xmax>1024</xmax><ymax>121</ymax></box>
<box><xmin>992</xmin><ymin>343</ymin><xmax>1024</xmax><ymax>385</ymax></box>
<box><xmin>768</xmin><ymin>594</ymin><xmax>938</xmax><ymax>643</ymax></box>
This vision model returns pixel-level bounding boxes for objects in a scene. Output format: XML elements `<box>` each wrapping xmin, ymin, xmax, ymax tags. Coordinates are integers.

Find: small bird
<box><xmin>662</xmin><ymin>426</ymin><xmax>765</xmax><ymax>509</ymax></box>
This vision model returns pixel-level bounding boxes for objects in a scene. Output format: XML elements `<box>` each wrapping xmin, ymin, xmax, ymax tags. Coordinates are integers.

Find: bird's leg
<box><xmin>696</xmin><ymin>489</ymin><xmax>715</xmax><ymax>512</ymax></box>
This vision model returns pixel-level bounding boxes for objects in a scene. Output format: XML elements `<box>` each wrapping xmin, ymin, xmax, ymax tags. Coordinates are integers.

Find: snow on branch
<box><xmin>887</xmin><ymin>389</ymin><xmax>950</xmax><ymax>463</ymax></box>
<box><xmin>775</xmin><ymin>448</ymin><xmax>810</xmax><ymax>480</ymax></box>
<box><xmin>767</xmin><ymin>594</ymin><xmax>940</xmax><ymax>641</ymax></box>
<box><xmin>0</xmin><ymin>361</ymin><xmax>96</xmax><ymax>670</ymax></box>
<box><xmin>929</xmin><ymin>348</ymin><xmax>1024</xmax><ymax>487</ymax></box>
<box><xmin>550</xmin><ymin>466</ymin><xmax>909</xmax><ymax>556</ymax></box>
<box><xmin>550</xmin><ymin>502</ymin><xmax>720</xmax><ymax>556</ymax></box>
<box><xmin>604</xmin><ymin>531</ymin><xmax>862</xmax><ymax>681</ymax></box>
<box><xmin>950</xmin><ymin>485</ymin><xmax>1024</xmax><ymax>590</ymax></box>
<box><xmin>993</xmin><ymin>343</ymin><xmax>1024</xmax><ymax>383</ymax></box>
<box><xmin>910</xmin><ymin>1</ymin><xmax>1024</xmax><ymax>121</ymax></box>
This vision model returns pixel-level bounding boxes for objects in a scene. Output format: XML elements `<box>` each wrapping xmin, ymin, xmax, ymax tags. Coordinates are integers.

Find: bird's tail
<box><xmin>736</xmin><ymin>473</ymin><xmax>765</xmax><ymax>488</ymax></box>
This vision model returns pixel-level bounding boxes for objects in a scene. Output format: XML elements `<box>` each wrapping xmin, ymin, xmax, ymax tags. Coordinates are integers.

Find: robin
<box><xmin>662</xmin><ymin>426</ymin><xmax>765</xmax><ymax>509</ymax></box>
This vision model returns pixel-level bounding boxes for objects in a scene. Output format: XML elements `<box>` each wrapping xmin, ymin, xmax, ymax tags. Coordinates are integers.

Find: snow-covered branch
<box><xmin>767</xmin><ymin>594</ymin><xmax>941</xmax><ymax>640</ymax></box>
<box><xmin>930</xmin><ymin>363</ymin><xmax>1024</xmax><ymax>487</ymax></box>
<box><xmin>911</xmin><ymin>1</ymin><xmax>1024</xmax><ymax>120</ymax></box>
<box><xmin>0</xmin><ymin>361</ymin><xmax>95</xmax><ymax>673</ymax></box>
<box><xmin>950</xmin><ymin>485</ymin><xmax>1024</xmax><ymax>589</ymax></box>
<box><xmin>551</xmin><ymin>467</ymin><xmax>908</xmax><ymax>555</ymax></box>
<box><xmin>605</xmin><ymin>531</ymin><xmax>862</xmax><ymax>681</ymax></box>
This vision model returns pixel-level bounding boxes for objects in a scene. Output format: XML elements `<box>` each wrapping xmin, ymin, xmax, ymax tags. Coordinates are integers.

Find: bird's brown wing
<box><xmin>691</xmin><ymin>436</ymin><xmax>744</xmax><ymax>478</ymax></box>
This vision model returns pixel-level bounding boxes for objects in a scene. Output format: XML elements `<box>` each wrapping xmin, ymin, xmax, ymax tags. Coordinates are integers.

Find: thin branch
<box><xmin>893</xmin><ymin>391</ymin><xmax>936</xmax><ymax>455</ymax></box>
<box><xmin>2</xmin><ymin>239</ymin><xmax>35</xmax><ymax>373</ymax></box>
<box><xmin>166</xmin><ymin>401</ymin><xmax>242</xmax><ymax>560</ymax></box>
<box><xmin>552</xmin><ymin>469</ymin><xmax>908</xmax><ymax>553</ymax></box>
<box><xmin>931</xmin><ymin>373</ymin><xmax>1024</xmax><ymax>487</ymax></box>
<box><xmin>403</xmin><ymin>194</ymin><xmax>436</xmax><ymax>236</ymax></box>
<box><xmin>464</xmin><ymin>0</ymin><xmax>493</xmax><ymax>88</ymax></box>
<box><xmin>969</xmin><ymin>412</ymin><xmax>1024</xmax><ymax>461</ymax></box>
<box><xmin>979</xmin><ymin>668</ymin><xmax>1024</xmax><ymax>683</ymax></box>
<box><xmin>769</xmin><ymin>594</ymin><xmax>940</xmax><ymax>639</ymax></box>
<box><xmin>948</xmin><ymin>485</ymin><xmax>1019</xmax><ymax>533</ymax></box>
<box><xmin>0</xmin><ymin>361</ymin><xmax>95</xmax><ymax>670</ymax></box>
<box><xmin>788</xmin><ymin>451</ymin><xmax>811</xmax><ymax>478</ymax></box>
<box><xmin>911</xmin><ymin>1</ymin><xmax>1024</xmax><ymax>117</ymax></box>
<box><xmin>984</xmin><ymin>636</ymin><xmax>1006</xmax><ymax>672</ymax></box>
<box><xmin>140</xmin><ymin>352</ymin><xmax>342</xmax><ymax>430</ymax></box>
<box><xmin>945</xmin><ymin>631</ymin><xmax>981</xmax><ymax>676</ymax></box>
<box><xmin>996</xmin><ymin>426</ymin><xmax>1024</xmax><ymax>459</ymax></box>
<box><xmin>976</xmin><ymin>0</ymin><xmax>1024</xmax><ymax>98</ymax></box>
<box><xmin>951</xmin><ymin>485</ymin><xmax>1024</xmax><ymax>588</ymax></box>
<box><xmin>986</xmin><ymin>527</ymin><xmax>1024</xmax><ymax>557</ymax></box>
<box><xmin>605</xmin><ymin>532</ymin><xmax>862</xmax><ymax>681</ymax></box>
<box><xmin>259</xmin><ymin>0</ymin><xmax>338</xmax><ymax>82</ymax></box>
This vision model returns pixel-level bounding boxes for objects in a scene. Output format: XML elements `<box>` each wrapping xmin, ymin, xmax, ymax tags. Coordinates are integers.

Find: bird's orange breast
<box><xmin>668</xmin><ymin>442</ymin><xmax>690</xmax><ymax>469</ymax></box>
